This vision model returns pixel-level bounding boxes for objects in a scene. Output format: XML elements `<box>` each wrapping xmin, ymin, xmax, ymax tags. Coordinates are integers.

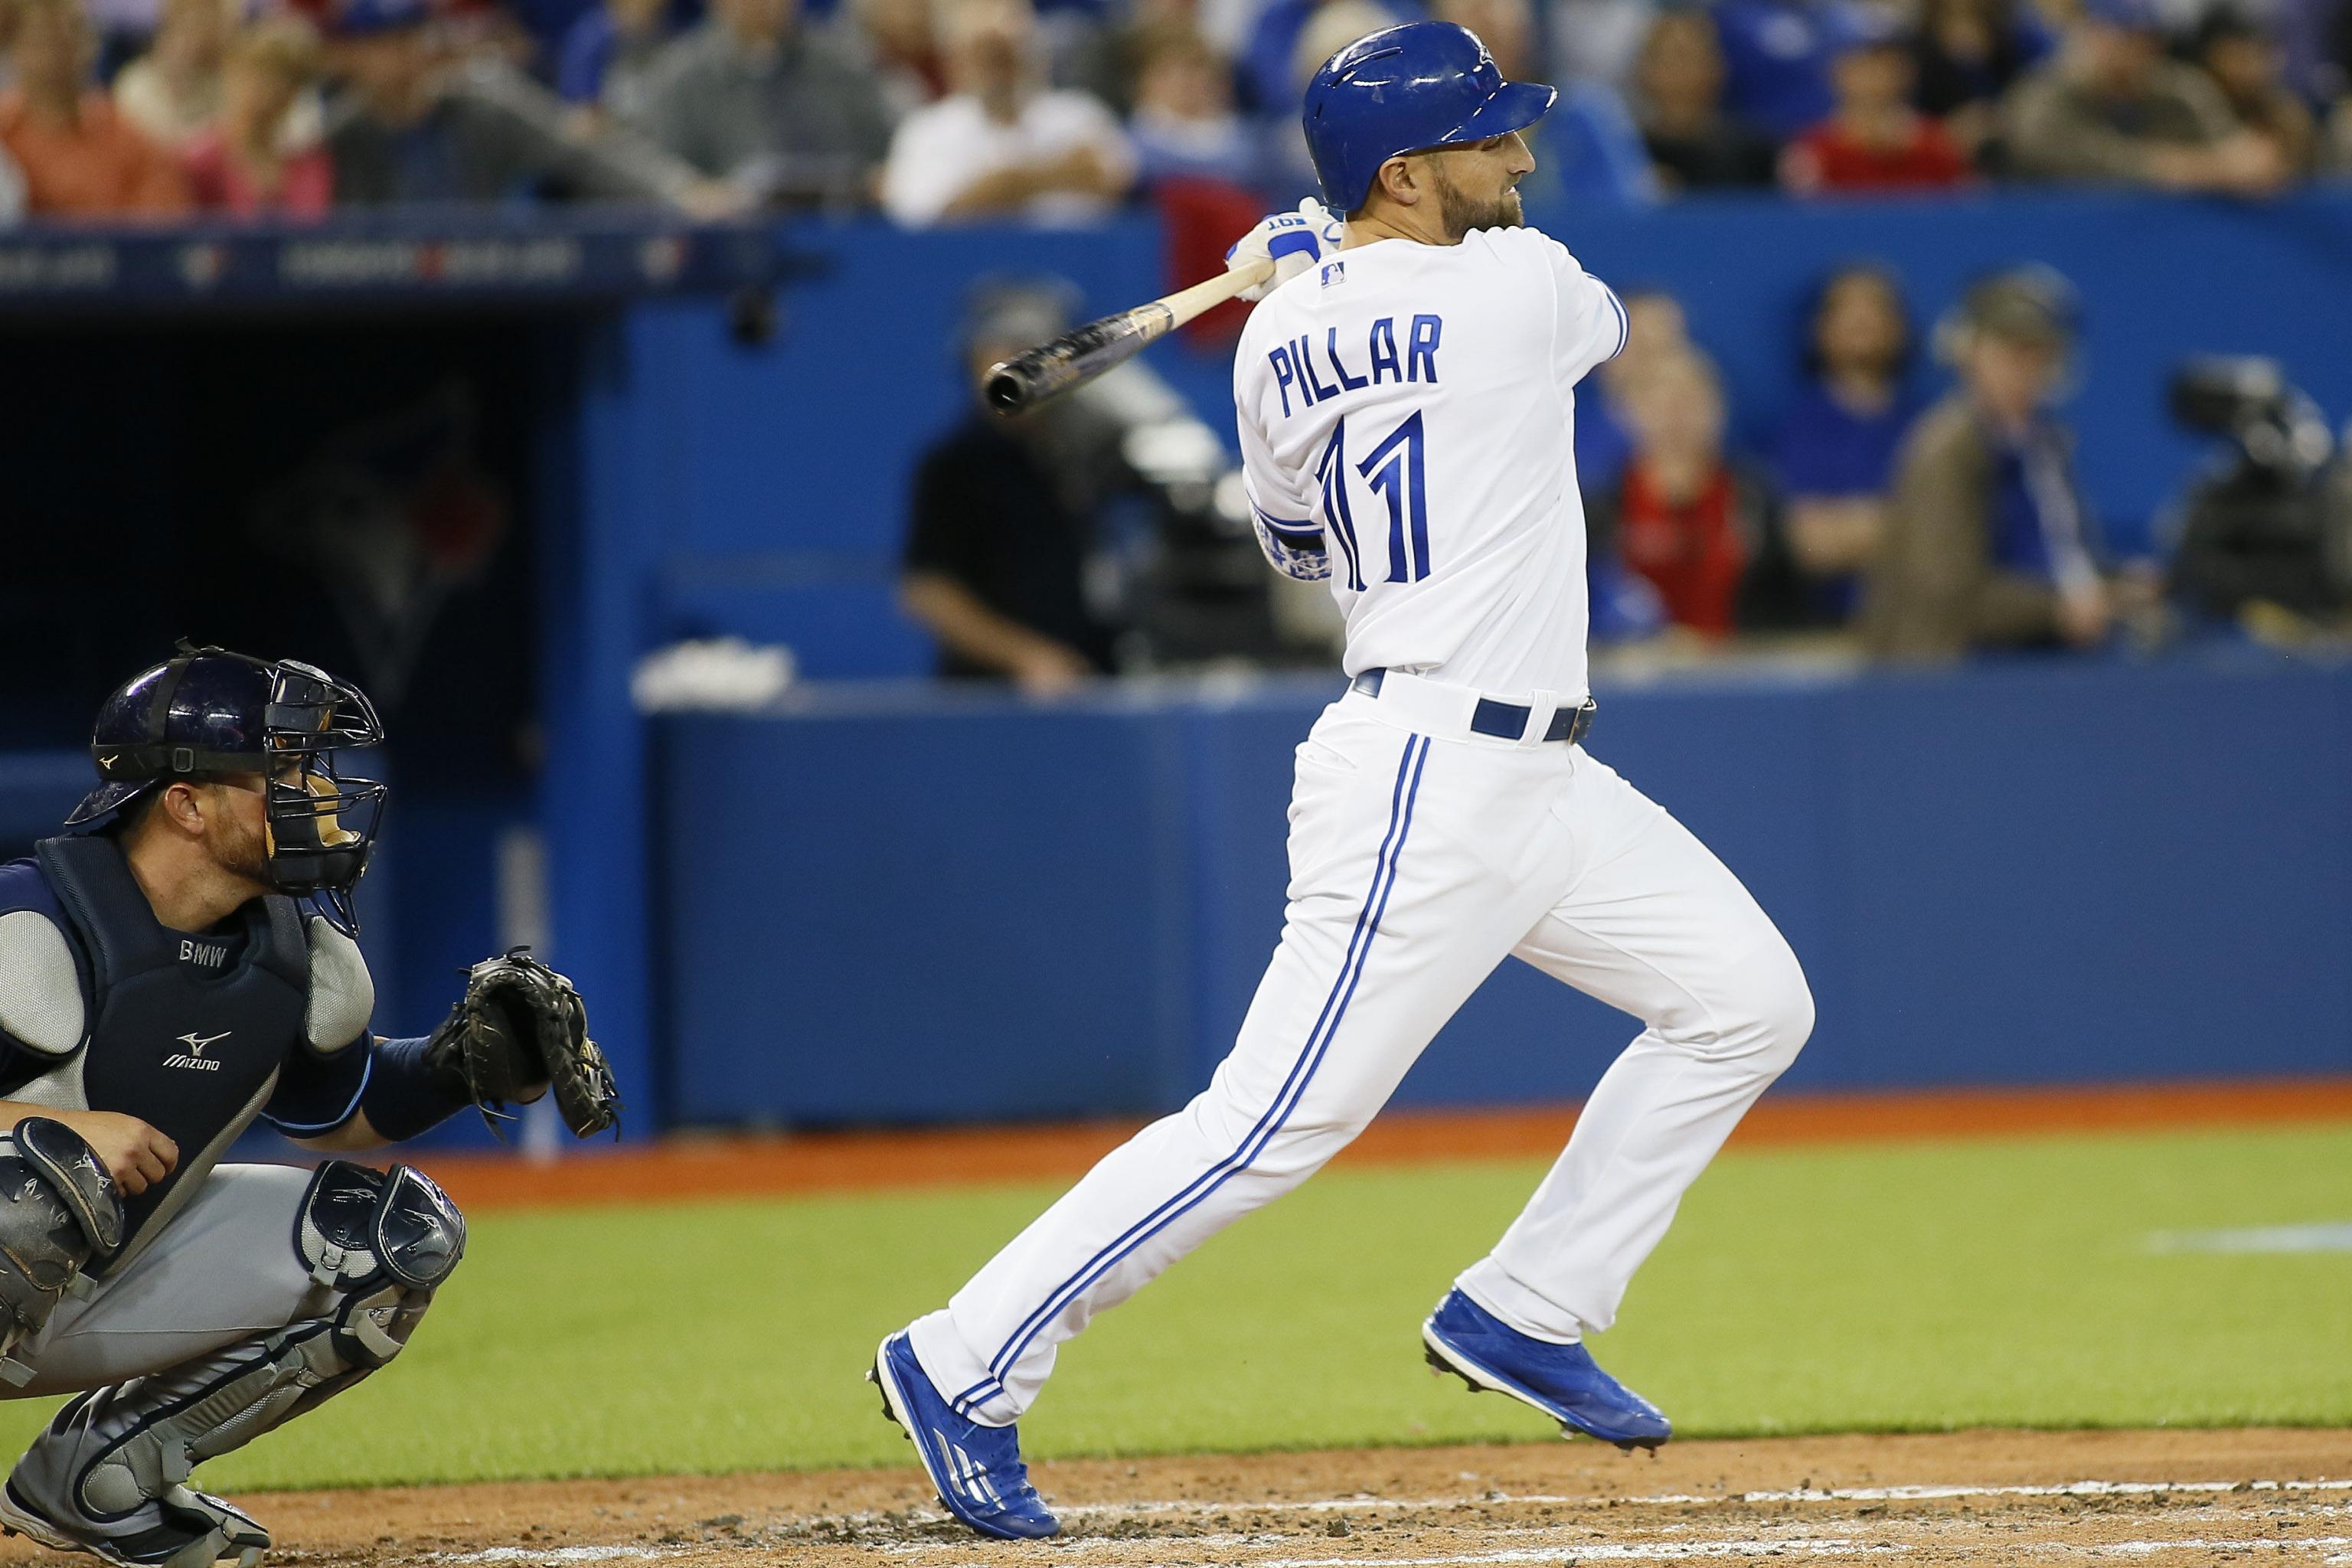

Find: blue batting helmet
<box><xmin>1302</xmin><ymin>21</ymin><xmax>1558</xmax><ymax>214</ymax></box>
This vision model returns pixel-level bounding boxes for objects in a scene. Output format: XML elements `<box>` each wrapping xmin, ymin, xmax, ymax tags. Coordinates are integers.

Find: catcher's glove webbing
<box><xmin>425</xmin><ymin>949</ymin><xmax>621</xmax><ymax>1138</ymax></box>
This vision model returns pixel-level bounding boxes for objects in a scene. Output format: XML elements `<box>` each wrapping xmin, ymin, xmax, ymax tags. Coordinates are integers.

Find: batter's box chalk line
<box><xmin>1048</xmin><ymin>1478</ymin><xmax>2352</xmax><ymax>1523</ymax></box>
<box><xmin>441</xmin><ymin>1549</ymin><xmax>683</xmax><ymax>1564</ymax></box>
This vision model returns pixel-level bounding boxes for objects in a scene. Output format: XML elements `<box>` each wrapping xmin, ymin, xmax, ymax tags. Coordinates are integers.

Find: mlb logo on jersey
<box><xmin>1320</xmin><ymin>261</ymin><xmax>1345</xmax><ymax>287</ymax></box>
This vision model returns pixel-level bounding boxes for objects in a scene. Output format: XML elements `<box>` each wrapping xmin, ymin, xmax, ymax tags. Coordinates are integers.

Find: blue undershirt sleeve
<box><xmin>357</xmin><ymin>1034</ymin><xmax>475</xmax><ymax>1143</ymax></box>
<box><xmin>260</xmin><ymin>1034</ymin><xmax>373</xmax><ymax>1136</ymax></box>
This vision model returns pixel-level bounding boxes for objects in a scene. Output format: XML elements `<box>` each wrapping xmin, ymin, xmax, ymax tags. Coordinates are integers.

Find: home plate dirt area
<box><xmin>16</xmin><ymin>1429</ymin><xmax>2337</xmax><ymax>1568</ymax></box>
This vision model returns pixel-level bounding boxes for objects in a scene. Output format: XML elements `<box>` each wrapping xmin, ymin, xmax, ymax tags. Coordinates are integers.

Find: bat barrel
<box><xmin>985</xmin><ymin>354</ymin><xmax>1069</xmax><ymax>415</ymax></box>
<box><xmin>985</xmin><ymin>302</ymin><xmax>1176</xmax><ymax>418</ymax></box>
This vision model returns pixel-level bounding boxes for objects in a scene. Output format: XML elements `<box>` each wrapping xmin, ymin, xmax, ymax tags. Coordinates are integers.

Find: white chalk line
<box><xmin>2146</xmin><ymin>1223</ymin><xmax>2352</xmax><ymax>1254</ymax></box>
<box><xmin>443</xmin><ymin>1550</ymin><xmax>681</xmax><ymax>1564</ymax></box>
<box><xmin>1053</xmin><ymin>1477</ymin><xmax>2352</xmax><ymax>1524</ymax></box>
<box><xmin>1246</xmin><ymin>1542</ymin><xmax>1899</xmax><ymax>1566</ymax></box>
<box><xmin>2089</xmin><ymin>1539</ymin><xmax>2352</xmax><ymax>1557</ymax></box>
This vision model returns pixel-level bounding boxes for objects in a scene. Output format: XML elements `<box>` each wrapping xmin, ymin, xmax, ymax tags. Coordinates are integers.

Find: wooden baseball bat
<box><xmin>985</xmin><ymin>256</ymin><xmax>1276</xmax><ymax>416</ymax></box>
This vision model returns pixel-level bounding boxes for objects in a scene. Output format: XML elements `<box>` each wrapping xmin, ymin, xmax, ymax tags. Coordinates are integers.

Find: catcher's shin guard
<box><xmin>2</xmin><ymin>1165</ymin><xmax>462</xmax><ymax>1567</ymax></box>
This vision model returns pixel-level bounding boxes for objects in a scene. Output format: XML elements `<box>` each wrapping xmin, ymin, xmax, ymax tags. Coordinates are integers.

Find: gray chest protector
<box><xmin>29</xmin><ymin>837</ymin><xmax>308</xmax><ymax>1269</ymax></box>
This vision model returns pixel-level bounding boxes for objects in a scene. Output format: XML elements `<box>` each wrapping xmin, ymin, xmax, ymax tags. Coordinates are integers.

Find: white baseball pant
<box><xmin>910</xmin><ymin>681</ymin><xmax>1814</xmax><ymax>1424</ymax></box>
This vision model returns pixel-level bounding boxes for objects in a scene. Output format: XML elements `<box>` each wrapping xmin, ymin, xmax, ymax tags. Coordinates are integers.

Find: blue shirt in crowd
<box><xmin>1774</xmin><ymin>384</ymin><xmax>1920</xmax><ymax>501</ymax></box>
<box><xmin>1710</xmin><ymin>0</ymin><xmax>1864</xmax><ymax>139</ymax></box>
<box><xmin>1772</xmin><ymin>383</ymin><xmax>1921</xmax><ymax>619</ymax></box>
<box><xmin>1987</xmin><ymin>416</ymin><xmax>2102</xmax><ymax>587</ymax></box>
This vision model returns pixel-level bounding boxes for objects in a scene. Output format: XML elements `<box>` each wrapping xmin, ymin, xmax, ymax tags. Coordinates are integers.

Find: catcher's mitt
<box><xmin>425</xmin><ymin>949</ymin><xmax>621</xmax><ymax>1138</ymax></box>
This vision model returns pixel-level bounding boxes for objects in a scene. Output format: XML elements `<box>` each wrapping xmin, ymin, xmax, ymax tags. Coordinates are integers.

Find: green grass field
<box><xmin>9</xmin><ymin>1121</ymin><xmax>2346</xmax><ymax>1492</ymax></box>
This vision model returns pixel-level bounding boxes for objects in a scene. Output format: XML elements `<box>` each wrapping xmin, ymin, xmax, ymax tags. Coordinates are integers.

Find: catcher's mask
<box><xmin>69</xmin><ymin>643</ymin><xmax>389</xmax><ymax>935</ymax></box>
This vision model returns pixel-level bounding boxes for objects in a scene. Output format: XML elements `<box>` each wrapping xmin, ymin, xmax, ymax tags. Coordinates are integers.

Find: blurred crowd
<box><xmin>2</xmin><ymin>0</ymin><xmax>2350</xmax><ymax>222</ymax></box>
<box><xmin>900</xmin><ymin>266</ymin><xmax>2352</xmax><ymax>689</ymax></box>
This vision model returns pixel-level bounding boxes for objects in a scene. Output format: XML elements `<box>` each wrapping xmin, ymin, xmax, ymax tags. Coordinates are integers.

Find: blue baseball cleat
<box><xmin>869</xmin><ymin>1332</ymin><xmax>1059</xmax><ymax>1539</ymax></box>
<box><xmin>1420</xmin><ymin>1289</ymin><xmax>1672</xmax><ymax>1451</ymax></box>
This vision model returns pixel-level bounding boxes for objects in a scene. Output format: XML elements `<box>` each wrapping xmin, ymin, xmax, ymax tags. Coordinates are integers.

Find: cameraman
<box><xmin>900</xmin><ymin>283</ymin><xmax>1129</xmax><ymax>694</ymax></box>
<box><xmin>2167</xmin><ymin>358</ymin><xmax>2352</xmax><ymax>631</ymax></box>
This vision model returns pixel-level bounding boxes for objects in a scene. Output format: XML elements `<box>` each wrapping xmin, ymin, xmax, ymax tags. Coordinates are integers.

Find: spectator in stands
<box><xmin>1550</xmin><ymin>0</ymin><xmax>1660</xmax><ymax>90</ymax></box>
<box><xmin>1578</xmin><ymin>285</ymin><xmax>1689</xmax><ymax>492</ymax></box>
<box><xmin>1910</xmin><ymin>0</ymin><xmax>2048</xmax><ymax>158</ymax></box>
<box><xmin>322</xmin><ymin>0</ymin><xmax>721</xmax><ymax>208</ymax></box>
<box><xmin>1068</xmin><ymin>0</ymin><xmax>1194</xmax><ymax>114</ymax></box>
<box><xmin>1783</xmin><ymin>17</ymin><xmax>1973</xmax><ymax>191</ymax></box>
<box><xmin>1126</xmin><ymin>28</ymin><xmax>1260</xmax><ymax>189</ymax></box>
<box><xmin>1240</xmin><ymin>0</ymin><xmax>1413</xmax><ymax>113</ymax></box>
<box><xmin>181</xmin><ymin>17</ymin><xmax>332</xmax><ymax>216</ymax></box>
<box><xmin>880</xmin><ymin>0</ymin><xmax>1134</xmax><ymax>225</ymax></box>
<box><xmin>2002</xmin><ymin>0</ymin><xmax>2289</xmax><ymax>191</ymax></box>
<box><xmin>1864</xmin><ymin>268</ymin><xmax>2140</xmax><ymax>659</ymax></box>
<box><xmin>635</xmin><ymin>0</ymin><xmax>893</xmax><ymax>202</ymax></box>
<box><xmin>902</xmin><ymin>282</ymin><xmax>1124</xmax><ymax>693</ymax></box>
<box><xmin>1773</xmin><ymin>264</ymin><xmax>1921</xmax><ymax>620</ymax></box>
<box><xmin>113</xmin><ymin>0</ymin><xmax>232</xmax><ymax>150</ymax></box>
<box><xmin>1630</xmin><ymin>9</ymin><xmax>1777</xmax><ymax>191</ymax></box>
<box><xmin>851</xmin><ymin>0</ymin><xmax>946</xmax><ymax>119</ymax></box>
<box><xmin>2194</xmin><ymin>9</ymin><xmax>2318</xmax><ymax>174</ymax></box>
<box><xmin>555</xmin><ymin>0</ymin><xmax>678</xmax><ymax>127</ymax></box>
<box><xmin>1710</xmin><ymin>0</ymin><xmax>1867</xmax><ymax>140</ymax></box>
<box><xmin>1589</xmin><ymin>349</ymin><xmax>1795</xmax><ymax>639</ymax></box>
<box><xmin>0</xmin><ymin>0</ymin><xmax>192</xmax><ymax>218</ymax></box>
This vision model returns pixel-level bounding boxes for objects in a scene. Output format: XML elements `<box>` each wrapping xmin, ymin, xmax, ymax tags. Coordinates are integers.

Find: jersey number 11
<box><xmin>1315</xmin><ymin>410</ymin><xmax>1431</xmax><ymax>593</ymax></box>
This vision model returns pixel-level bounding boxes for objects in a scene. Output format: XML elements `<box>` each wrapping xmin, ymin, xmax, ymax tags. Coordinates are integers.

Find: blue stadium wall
<box><xmin>658</xmin><ymin>653</ymin><xmax>2352</xmax><ymax>1125</ymax></box>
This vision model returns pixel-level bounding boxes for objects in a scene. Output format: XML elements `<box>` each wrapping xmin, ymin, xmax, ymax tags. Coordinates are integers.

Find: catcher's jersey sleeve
<box><xmin>0</xmin><ymin>858</ymin><xmax>85</xmax><ymax>1077</ymax></box>
<box><xmin>260</xmin><ymin>920</ymin><xmax>376</xmax><ymax>1136</ymax></box>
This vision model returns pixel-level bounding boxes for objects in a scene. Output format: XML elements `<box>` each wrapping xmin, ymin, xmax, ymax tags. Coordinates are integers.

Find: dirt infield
<box><xmin>70</xmin><ymin>1429</ymin><xmax>2347</xmax><ymax>1568</ymax></box>
<box><xmin>421</xmin><ymin>1079</ymin><xmax>2352</xmax><ymax>1212</ymax></box>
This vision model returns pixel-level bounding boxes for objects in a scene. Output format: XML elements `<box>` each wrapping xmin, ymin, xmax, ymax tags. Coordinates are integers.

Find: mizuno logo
<box><xmin>165</xmin><ymin>1030</ymin><xmax>229</xmax><ymax>1072</ymax></box>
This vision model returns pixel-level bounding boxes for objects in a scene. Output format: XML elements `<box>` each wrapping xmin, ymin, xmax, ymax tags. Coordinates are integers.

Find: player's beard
<box><xmin>207</xmin><ymin>791</ymin><xmax>276</xmax><ymax>890</ymax></box>
<box><xmin>1432</xmin><ymin>163</ymin><xmax>1524</xmax><ymax>241</ymax></box>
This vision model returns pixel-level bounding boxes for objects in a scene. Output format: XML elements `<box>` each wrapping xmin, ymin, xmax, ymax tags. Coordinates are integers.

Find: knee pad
<box><xmin>296</xmin><ymin>1161</ymin><xmax>465</xmax><ymax>1370</ymax></box>
<box><xmin>0</xmin><ymin>1119</ymin><xmax>124</xmax><ymax>1385</ymax></box>
<box><xmin>296</xmin><ymin>1161</ymin><xmax>466</xmax><ymax>1298</ymax></box>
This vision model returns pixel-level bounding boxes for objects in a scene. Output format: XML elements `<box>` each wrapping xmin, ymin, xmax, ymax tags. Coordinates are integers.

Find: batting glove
<box><xmin>1226</xmin><ymin>198</ymin><xmax>1345</xmax><ymax>302</ymax></box>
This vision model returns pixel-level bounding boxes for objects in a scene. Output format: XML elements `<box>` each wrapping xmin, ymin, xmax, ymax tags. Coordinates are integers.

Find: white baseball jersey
<box><xmin>1233</xmin><ymin>225</ymin><xmax>1628</xmax><ymax>699</ymax></box>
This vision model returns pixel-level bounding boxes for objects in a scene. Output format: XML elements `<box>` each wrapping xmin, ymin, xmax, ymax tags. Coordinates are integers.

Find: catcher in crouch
<box><xmin>0</xmin><ymin>645</ymin><xmax>619</xmax><ymax>1568</ymax></box>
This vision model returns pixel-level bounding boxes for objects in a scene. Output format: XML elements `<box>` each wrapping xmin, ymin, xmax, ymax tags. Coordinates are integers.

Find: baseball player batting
<box><xmin>873</xmin><ymin>21</ymin><xmax>1813</xmax><ymax>1539</ymax></box>
<box><xmin>0</xmin><ymin>645</ymin><xmax>618</xmax><ymax>1568</ymax></box>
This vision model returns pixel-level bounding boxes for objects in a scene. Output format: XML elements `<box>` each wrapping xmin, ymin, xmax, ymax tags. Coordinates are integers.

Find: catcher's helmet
<box><xmin>68</xmin><ymin>645</ymin><xmax>389</xmax><ymax>933</ymax></box>
<box><xmin>1302</xmin><ymin>21</ymin><xmax>1557</xmax><ymax>214</ymax></box>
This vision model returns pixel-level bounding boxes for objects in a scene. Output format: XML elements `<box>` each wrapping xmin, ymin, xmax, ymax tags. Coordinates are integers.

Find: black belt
<box><xmin>1351</xmin><ymin>668</ymin><xmax>1596</xmax><ymax>745</ymax></box>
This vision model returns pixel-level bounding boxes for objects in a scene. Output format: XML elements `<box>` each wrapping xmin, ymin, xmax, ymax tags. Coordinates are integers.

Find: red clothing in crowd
<box><xmin>181</xmin><ymin>131</ymin><xmax>335</xmax><ymax>218</ymax></box>
<box><xmin>1614</xmin><ymin>461</ymin><xmax>1751</xmax><ymax>636</ymax></box>
<box><xmin>1784</xmin><ymin>116</ymin><xmax>1971</xmax><ymax>192</ymax></box>
<box><xmin>0</xmin><ymin>90</ymin><xmax>192</xmax><ymax>218</ymax></box>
